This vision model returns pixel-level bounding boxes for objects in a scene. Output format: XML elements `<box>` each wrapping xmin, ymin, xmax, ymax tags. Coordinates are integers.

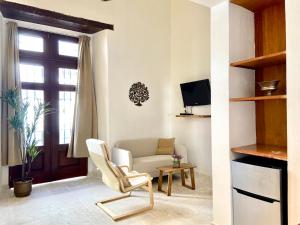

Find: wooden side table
<box><xmin>157</xmin><ymin>163</ymin><xmax>196</xmax><ymax>196</ymax></box>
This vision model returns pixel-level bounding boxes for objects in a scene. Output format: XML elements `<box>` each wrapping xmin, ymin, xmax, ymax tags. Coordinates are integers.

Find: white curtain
<box><xmin>67</xmin><ymin>36</ymin><xmax>98</xmax><ymax>158</ymax></box>
<box><xmin>1</xmin><ymin>22</ymin><xmax>22</xmax><ymax>166</ymax></box>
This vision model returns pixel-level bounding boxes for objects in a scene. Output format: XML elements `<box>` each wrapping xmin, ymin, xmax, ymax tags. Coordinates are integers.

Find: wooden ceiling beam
<box><xmin>0</xmin><ymin>1</ymin><xmax>114</xmax><ymax>34</ymax></box>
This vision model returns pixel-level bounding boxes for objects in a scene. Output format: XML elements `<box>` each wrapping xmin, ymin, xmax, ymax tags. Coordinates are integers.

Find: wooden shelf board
<box><xmin>230</xmin><ymin>95</ymin><xmax>286</xmax><ymax>102</ymax></box>
<box><xmin>230</xmin><ymin>51</ymin><xmax>286</xmax><ymax>69</ymax></box>
<box><xmin>231</xmin><ymin>144</ymin><xmax>287</xmax><ymax>161</ymax></box>
<box><xmin>230</xmin><ymin>0</ymin><xmax>284</xmax><ymax>12</ymax></box>
<box><xmin>176</xmin><ymin>115</ymin><xmax>211</xmax><ymax>118</ymax></box>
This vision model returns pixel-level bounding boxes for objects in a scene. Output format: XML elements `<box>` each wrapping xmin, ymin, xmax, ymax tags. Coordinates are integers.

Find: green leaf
<box><xmin>1</xmin><ymin>88</ymin><xmax>52</xmax><ymax>178</ymax></box>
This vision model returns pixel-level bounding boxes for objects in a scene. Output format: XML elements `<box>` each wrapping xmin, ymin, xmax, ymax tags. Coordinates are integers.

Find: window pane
<box><xmin>59</xmin><ymin>91</ymin><xmax>76</xmax><ymax>144</ymax></box>
<box><xmin>19</xmin><ymin>34</ymin><xmax>44</xmax><ymax>52</ymax></box>
<box><xmin>21</xmin><ymin>90</ymin><xmax>44</xmax><ymax>146</ymax></box>
<box><xmin>59</xmin><ymin>68</ymin><xmax>78</xmax><ymax>85</ymax></box>
<box><xmin>20</xmin><ymin>64</ymin><xmax>44</xmax><ymax>83</ymax></box>
<box><xmin>58</xmin><ymin>40</ymin><xmax>78</xmax><ymax>57</ymax></box>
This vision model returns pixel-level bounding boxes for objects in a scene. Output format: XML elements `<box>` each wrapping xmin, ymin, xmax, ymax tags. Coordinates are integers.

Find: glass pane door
<box><xmin>9</xmin><ymin>28</ymin><xmax>87</xmax><ymax>187</ymax></box>
<box><xmin>21</xmin><ymin>89</ymin><xmax>45</xmax><ymax>146</ymax></box>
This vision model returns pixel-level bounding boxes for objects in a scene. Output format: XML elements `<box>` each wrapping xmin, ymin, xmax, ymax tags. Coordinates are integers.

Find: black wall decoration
<box><xmin>129</xmin><ymin>82</ymin><xmax>150</xmax><ymax>106</ymax></box>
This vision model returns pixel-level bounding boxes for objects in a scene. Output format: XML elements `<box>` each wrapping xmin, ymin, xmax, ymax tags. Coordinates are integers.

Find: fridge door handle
<box><xmin>234</xmin><ymin>188</ymin><xmax>279</xmax><ymax>203</ymax></box>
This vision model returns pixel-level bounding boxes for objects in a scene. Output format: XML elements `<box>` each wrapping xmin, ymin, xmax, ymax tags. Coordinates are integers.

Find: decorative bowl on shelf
<box><xmin>257</xmin><ymin>80</ymin><xmax>280</xmax><ymax>96</ymax></box>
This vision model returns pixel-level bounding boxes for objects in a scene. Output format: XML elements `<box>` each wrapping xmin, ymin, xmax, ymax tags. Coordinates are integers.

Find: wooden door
<box><xmin>9</xmin><ymin>28</ymin><xmax>87</xmax><ymax>187</ymax></box>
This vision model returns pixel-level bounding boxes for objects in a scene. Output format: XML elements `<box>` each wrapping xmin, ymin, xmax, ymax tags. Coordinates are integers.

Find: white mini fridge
<box><xmin>232</xmin><ymin>157</ymin><xmax>287</xmax><ymax>225</ymax></box>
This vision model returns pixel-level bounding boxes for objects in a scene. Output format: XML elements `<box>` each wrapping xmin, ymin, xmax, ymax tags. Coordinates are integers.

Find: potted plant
<box><xmin>172</xmin><ymin>153</ymin><xmax>183</xmax><ymax>168</ymax></box>
<box><xmin>1</xmin><ymin>89</ymin><xmax>51</xmax><ymax>197</ymax></box>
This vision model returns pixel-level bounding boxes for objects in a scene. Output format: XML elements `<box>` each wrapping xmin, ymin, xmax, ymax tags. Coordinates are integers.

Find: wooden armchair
<box><xmin>86</xmin><ymin>139</ymin><xmax>154</xmax><ymax>221</ymax></box>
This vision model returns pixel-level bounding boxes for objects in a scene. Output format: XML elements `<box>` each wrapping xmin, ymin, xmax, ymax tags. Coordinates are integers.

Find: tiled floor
<box><xmin>0</xmin><ymin>173</ymin><xmax>212</xmax><ymax>225</ymax></box>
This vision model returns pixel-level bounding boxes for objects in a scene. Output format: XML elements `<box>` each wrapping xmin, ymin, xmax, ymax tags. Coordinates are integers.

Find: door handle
<box><xmin>235</xmin><ymin>188</ymin><xmax>279</xmax><ymax>203</ymax></box>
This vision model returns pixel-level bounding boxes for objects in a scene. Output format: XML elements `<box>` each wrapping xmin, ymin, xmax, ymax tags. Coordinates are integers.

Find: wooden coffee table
<box><xmin>157</xmin><ymin>163</ymin><xmax>196</xmax><ymax>196</ymax></box>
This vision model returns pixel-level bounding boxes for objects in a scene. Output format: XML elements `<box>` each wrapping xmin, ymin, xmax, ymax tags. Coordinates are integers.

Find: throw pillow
<box><xmin>156</xmin><ymin>138</ymin><xmax>175</xmax><ymax>155</ymax></box>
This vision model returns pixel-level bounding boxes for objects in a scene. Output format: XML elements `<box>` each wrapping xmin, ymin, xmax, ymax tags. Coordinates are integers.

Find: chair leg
<box><xmin>148</xmin><ymin>178</ymin><xmax>154</xmax><ymax>208</ymax></box>
<box><xmin>95</xmin><ymin>180</ymin><xmax>154</xmax><ymax>221</ymax></box>
<box><xmin>96</xmin><ymin>192</ymin><xmax>131</xmax><ymax>204</ymax></box>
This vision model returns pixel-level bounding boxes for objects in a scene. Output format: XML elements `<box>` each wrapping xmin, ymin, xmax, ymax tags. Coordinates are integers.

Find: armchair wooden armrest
<box><xmin>121</xmin><ymin>172</ymin><xmax>153</xmax><ymax>193</ymax></box>
<box><xmin>118</xmin><ymin>165</ymin><xmax>130</xmax><ymax>172</ymax></box>
<box><xmin>124</xmin><ymin>173</ymin><xmax>151</xmax><ymax>179</ymax></box>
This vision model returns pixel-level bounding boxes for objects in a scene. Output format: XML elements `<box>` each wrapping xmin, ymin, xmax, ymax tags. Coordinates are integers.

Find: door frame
<box><xmin>9</xmin><ymin>28</ymin><xmax>87</xmax><ymax>187</ymax></box>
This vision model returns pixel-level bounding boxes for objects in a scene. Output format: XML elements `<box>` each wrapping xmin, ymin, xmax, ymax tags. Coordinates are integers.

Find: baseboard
<box><xmin>194</xmin><ymin>167</ymin><xmax>212</xmax><ymax>178</ymax></box>
<box><xmin>0</xmin><ymin>166</ymin><xmax>9</xmax><ymax>187</ymax></box>
<box><xmin>88</xmin><ymin>169</ymin><xmax>101</xmax><ymax>178</ymax></box>
<box><xmin>0</xmin><ymin>184</ymin><xmax>10</xmax><ymax>192</ymax></box>
<box><xmin>194</xmin><ymin>169</ymin><xmax>212</xmax><ymax>182</ymax></box>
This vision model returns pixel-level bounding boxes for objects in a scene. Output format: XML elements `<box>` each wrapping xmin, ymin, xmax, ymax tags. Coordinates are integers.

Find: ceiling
<box><xmin>189</xmin><ymin>0</ymin><xmax>227</xmax><ymax>7</ymax></box>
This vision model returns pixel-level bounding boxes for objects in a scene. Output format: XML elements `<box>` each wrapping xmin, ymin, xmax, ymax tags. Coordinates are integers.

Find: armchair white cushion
<box><xmin>112</xmin><ymin>138</ymin><xmax>188</xmax><ymax>177</ymax></box>
<box><xmin>113</xmin><ymin>147</ymin><xmax>133</xmax><ymax>171</ymax></box>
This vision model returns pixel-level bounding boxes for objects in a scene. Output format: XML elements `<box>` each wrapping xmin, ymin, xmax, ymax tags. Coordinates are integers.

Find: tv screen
<box><xmin>180</xmin><ymin>79</ymin><xmax>211</xmax><ymax>107</ymax></box>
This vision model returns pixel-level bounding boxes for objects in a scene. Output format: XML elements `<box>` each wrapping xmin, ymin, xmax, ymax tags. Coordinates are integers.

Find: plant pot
<box><xmin>13</xmin><ymin>178</ymin><xmax>33</xmax><ymax>197</ymax></box>
<box><xmin>173</xmin><ymin>160</ymin><xmax>181</xmax><ymax>168</ymax></box>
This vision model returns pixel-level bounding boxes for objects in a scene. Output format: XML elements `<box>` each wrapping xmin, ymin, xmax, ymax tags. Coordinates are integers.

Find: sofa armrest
<box><xmin>175</xmin><ymin>144</ymin><xmax>188</xmax><ymax>163</ymax></box>
<box><xmin>112</xmin><ymin>147</ymin><xmax>133</xmax><ymax>171</ymax></box>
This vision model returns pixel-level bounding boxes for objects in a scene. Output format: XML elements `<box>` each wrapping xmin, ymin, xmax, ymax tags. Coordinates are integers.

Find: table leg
<box><xmin>180</xmin><ymin>170</ymin><xmax>186</xmax><ymax>186</ymax></box>
<box><xmin>185</xmin><ymin>171</ymin><xmax>189</xmax><ymax>179</ymax></box>
<box><xmin>167</xmin><ymin>172</ymin><xmax>173</xmax><ymax>196</ymax></box>
<box><xmin>190</xmin><ymin>168</ymin><xmax>195</xmax><ymax>190</ymax></box>
<box><xmin>158</xmin><ymin>170</ymin><xmax>163</xmax><ymax>191</ymax></box>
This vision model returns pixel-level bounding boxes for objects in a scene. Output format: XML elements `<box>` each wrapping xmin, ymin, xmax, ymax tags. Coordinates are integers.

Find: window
<box><xmin>22</xmin><ymin>90</ymin><xmax>44</xmax><ymax>146</ymax></box>
<box><xmin>59</xmin><ymin>68</ymin><xmax>78</xmax><ymax>85</ymax></box>
<box><xmin>58</xmin><ymin>40</ymin><xmax>79</xmax><ymax>57</ymax></box>
<box><xmin>19</xmin><ymin>28</ymin><xmax>78</xmax><ymax>146</ymax></box>
<box><xmin>20</xmin><ymin>63</ymin><xmax>44</xmax><ymax>83</ymax></box>
<box><xmin>19</xmin><ymin>34</ymin><xmax>44</xmax><ymax>52</ymax></box>
<box><xmin>59</xmin><ymin>91</ymin><xmax>76</xmax><ymax>144</ymax></box>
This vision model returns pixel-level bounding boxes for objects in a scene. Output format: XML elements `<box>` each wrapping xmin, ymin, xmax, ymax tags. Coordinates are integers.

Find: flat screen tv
<box><xmin>180</xmin><ymin>79</ymin><xmax>211</xmax><ymax>107</ymax></box>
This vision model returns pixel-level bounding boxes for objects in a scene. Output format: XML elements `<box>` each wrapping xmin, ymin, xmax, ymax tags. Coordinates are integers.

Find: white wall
<box><xmin>92</xmin><ymin>31</ymin><xmax>110</xmax><ymax>143</ymax></box>
<box><xmin>286</xmin><ymin>0</ymin><xmax>300</xmax><ymax>224</ymax></box>
<box><xmin>91</xmin><ymin>30</ymin><xmax>110</xmax><ymax>172</ymax></box>
<box><xmin>229</xmin><ymin>4</ymin><xmax>256</xmax><ymax>149</ymax></box>
<box><xmin>107</xmin><ymin>0</ymin><xmax>171</xmax><ymax>145</ymax></box>
<box><xmin>211</xmin><ymin>2</ymin><xmax>232</xmax><ymax>225</ymax></box>
<box><xmin>170</xmin><ymin>0</ymin><xmax>211</xmax><ymax>176</ymax></box>
<box><xmin>190</xmin><ymin>0</ymin><xmax>226</xmax><ymax>7</ymax></box>
<box><xmin>211</xmin><ymin>3</ymin><xmax>258</xmax><ymax>225</ymax></box>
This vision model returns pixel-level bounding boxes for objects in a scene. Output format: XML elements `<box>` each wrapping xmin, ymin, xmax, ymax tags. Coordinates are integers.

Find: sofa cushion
<box><xmin>115</xmin><ymin>138</ymin><xmax>158</xmax><ymax>158</ymax></box>
<box><xmin>133</xmin><ymin>155</ymin><xmax>173</xmax><ymax>174</ymax></box>
<box><xmin>156</xmin><ymin>138</ymin><xmax>175</xmax><ymax>155</ymax></box>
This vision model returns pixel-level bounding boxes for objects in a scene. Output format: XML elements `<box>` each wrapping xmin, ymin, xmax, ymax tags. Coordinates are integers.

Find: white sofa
<box><xmin>112</xmin><ymin>138</ymin><xmax>188</xmax><ymax>177</ymax></box>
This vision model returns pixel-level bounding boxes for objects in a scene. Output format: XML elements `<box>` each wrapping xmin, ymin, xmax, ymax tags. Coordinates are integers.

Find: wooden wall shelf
<box><xmin>231</xmin><ymin>144</ymin><xmax>287</xmax><ymax>161</ymax></box>
<box><xmin>176</xmin><ymin>115</ymin><xmax>211</xmax><ymax>118</ymax></box>
<box><xmin>230</xmin><ymin>0</ymin><xmax>284</xmax><ymax>12</ymax></box>
<box><xmin>230</xmin><ymin>95</ymin><xmax>286</xmax><ymax>102</ymax></box>
<box><xmin>230</xmin><ymin>51</ymin><xmax>286</xmax><ymax>69</ymax></box>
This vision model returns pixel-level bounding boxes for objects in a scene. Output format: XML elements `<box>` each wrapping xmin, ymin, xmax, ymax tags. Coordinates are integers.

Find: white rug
<box><xmin>0</xmin><ymin>173</ymin><xmax>212</xmax><ymax>225</ymax></box>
